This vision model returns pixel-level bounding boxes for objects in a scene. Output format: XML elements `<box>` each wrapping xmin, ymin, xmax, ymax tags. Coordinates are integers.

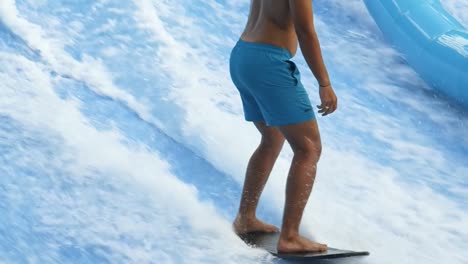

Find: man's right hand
<box><xmin>317</xmin><ymin>84</ymin><xmax>337</xmax><ymax>116</ymax></box>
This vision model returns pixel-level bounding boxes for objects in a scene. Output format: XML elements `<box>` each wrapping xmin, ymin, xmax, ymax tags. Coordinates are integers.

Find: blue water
<box><xmin>0</xmin><ymin>0</ymin><xmax>467</xmax><ymax>264</ymax></box>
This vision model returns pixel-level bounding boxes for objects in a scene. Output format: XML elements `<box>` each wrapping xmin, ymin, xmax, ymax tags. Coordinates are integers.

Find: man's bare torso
<box><xmin>241</xmin><ymin>0</ymin><xmax>298</xmax><ymax>57</ymax></box>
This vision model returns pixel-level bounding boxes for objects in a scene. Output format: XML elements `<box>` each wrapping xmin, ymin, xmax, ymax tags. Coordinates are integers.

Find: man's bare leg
<box><xmin>277</xmin><ymin>120</ymin><xmax>327</xmax><ymax>253</ymax></box>
<box><xmin>233</xmin><ymin>121</ymin><xmax>285</xmax><ymax>235</ymax></box>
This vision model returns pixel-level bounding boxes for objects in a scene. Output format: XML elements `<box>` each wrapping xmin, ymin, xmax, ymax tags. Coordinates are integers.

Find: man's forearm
<box><xmin>297</xmin><ymin>31</ymin><xmax>330</xmax><ymax>86</ymax></box>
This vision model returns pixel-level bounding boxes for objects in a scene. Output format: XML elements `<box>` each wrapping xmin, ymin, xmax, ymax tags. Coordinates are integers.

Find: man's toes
<box><xmin>320</xmin><ymin>244</ymin><xmax>328</xmax><ymax>251</ymax></box>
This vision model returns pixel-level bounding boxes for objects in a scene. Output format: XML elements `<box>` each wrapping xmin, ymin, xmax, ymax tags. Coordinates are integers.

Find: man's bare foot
<box><xmin>233</xmin><ymin>215</ymin><xmax>279</xmax><ymax>235</ymax></box>
<box><xmin>277</xmin><ymin>233</ymin><xmax>327</xmax><ymax>253</ymax></box>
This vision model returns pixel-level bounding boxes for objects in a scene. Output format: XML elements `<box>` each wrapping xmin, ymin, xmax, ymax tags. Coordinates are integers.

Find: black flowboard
<box><xmin>239</xmin><ymin>231</ymin><xmax>369</xmax><ymax>261</ymax></box>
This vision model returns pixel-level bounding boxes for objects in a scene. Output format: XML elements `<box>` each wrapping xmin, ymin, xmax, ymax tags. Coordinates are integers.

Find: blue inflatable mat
<box><xmin>364</xmin><ymin>0</ymin><xmax>468</xmax><ymax>107</ymax></box>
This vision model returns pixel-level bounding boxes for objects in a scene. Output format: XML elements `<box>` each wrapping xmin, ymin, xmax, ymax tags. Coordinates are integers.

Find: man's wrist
<box><xmin>318</xmin><ymin>78</ymin><xmax>331</xmax><ymax>87</ymax></box>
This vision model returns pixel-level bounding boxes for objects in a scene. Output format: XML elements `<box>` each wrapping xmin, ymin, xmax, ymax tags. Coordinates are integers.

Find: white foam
<box><xmin>0</xmin><ymin>51</ymin><xmax>264</xmax><ymax>263</ymax></box>
<box><xmin>0</xmin><ymin>0</ymin><xmax>159</xmax><ymax>129</ymax></box>
<box><xmin>1</xmin><ymin>0</ymin><xmax>466</xmax><ymax>263</ymax></box>
<box><xmin>441</xmin><ymin>0</ymin><xmax>468</xmax><ymax>28</ymax></box>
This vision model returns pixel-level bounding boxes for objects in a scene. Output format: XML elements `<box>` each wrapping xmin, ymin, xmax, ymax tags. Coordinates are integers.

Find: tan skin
<box><xmin>232</xmin><ymin>0</ymin><xmax>337</xmax><ymax>253</ymax></box>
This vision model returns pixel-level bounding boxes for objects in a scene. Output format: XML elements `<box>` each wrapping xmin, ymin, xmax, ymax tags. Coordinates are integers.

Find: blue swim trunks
<box><xmin>229</xmin><ymin>39</ymin><xmax>315</xmax><ymax>127</ymax></box>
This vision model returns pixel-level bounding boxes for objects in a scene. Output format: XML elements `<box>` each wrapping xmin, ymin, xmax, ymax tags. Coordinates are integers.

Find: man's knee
<box><xmin>291</xmin><ymin>138</ymin><xmax>322</xmax><ymax>162</ymax></box>
<box><xmin>260</xmin><ymin>132</ymin><xmax>285</xmax><ymax>152</ymax></box>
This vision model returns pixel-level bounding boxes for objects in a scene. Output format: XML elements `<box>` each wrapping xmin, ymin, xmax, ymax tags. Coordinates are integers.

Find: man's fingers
<box><xmin>317</xmin><ymin>101</ymin><xmax>331</xmax><ymax>109</ymax></box>
<box><xmin>320</xmin><ymin>99</ymin><xmax>337</xmax><ymax>116</ymax></box>
<box><xmin>323</xmin><ymin>106</ymin><xmax>332</xmax><ymax>116</ymax></box>
<box><xmin>321</xmin><ymin>102</ymin><xmax>332</xmax><ymax>115</ymax></box>
<box><xmin>317</xmin><ymin>102</ymin><xmax>330</xmax><ymax>114</ymax></box>
<box><xmin>317</xmin><ymin>104</ymin><xmax>325</xmax><ymax>114</ymax></box>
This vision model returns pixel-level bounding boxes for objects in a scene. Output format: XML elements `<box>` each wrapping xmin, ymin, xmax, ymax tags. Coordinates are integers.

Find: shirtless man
<box><xmin>229</xmin><ymin>0</ymin><xmax>337</xmax><ymax>253</ymax></box>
